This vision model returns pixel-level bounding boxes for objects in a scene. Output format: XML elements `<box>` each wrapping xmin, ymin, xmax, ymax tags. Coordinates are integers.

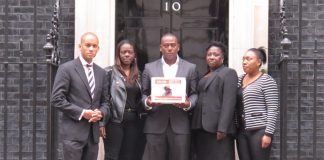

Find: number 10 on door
<box><xmin>165</xmin><ymin>1</ymin><xmax>181</xmax><ymax>12</ymax></box>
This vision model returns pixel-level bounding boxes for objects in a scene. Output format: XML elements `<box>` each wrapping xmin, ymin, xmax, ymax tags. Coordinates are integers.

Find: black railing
<box><xmin>279</xmin><ymin>1</ymin><xmax>323</xmax><ymax>156</ymax></box>
<box><xmin>1</xmin><ymin>0</ymin><xmax>61</xmax><ymax>160</ymax></box>
<box><xmin>278</xmin><ymin>0</ymin><xmax>291</xmax><ymax>158</ymax></box>
<box><xmin>278</xmin><ymin>0</ymin><xmax>324</xmax><ymax>159</ymax></box>
<box><xmin>279</xmin><ymin>55</ymin><xmax>324</xmax><ymax>160</ymax></box>
<box><xmin>43</xmin><ymin>0</ymin><xmax>61</xmax><ymax>160</ymax></box>
<box><xmin>279</xmin><ymin>0</ymin><xmax>291</xmax><ymax>159</ymax></box>
<box><xmin>0</xmin><ymin>40</ymin><xmax>48</xmax><ymax>160</ymax></box>
<box><xmin>279</xmin><ymin>54</ymin><xmax>324</xmax><ymax>160</ymax></box>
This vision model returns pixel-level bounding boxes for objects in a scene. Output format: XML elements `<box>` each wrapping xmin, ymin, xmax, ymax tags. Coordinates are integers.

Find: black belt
<box><xmin>125</xmin><ymin>108</ymin><xmax>137</xmax><ymax>112</ymax></box>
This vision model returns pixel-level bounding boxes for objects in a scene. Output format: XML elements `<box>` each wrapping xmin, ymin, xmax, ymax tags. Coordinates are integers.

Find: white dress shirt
<box><xmin>161</xmin><ymin>55</ymin><xmax>179</xmax><ymax>77</ymax></box>
<box><xmin>78</xmin><ymin>56</ymin><xmax>95</xmax><ymax>120</ymax></box>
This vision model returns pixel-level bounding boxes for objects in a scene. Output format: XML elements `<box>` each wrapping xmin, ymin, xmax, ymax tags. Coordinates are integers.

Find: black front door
<box><xmin>116</xmin><ymin>0</ymin><xmax>228</xmax><ymax>75</ymax></box>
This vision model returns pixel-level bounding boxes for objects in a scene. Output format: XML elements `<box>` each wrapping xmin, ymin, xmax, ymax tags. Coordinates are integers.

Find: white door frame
<box><xmin>74</xmin><ymin>0</ymin><xmax>269</xmax><ymax>74</ymax></box>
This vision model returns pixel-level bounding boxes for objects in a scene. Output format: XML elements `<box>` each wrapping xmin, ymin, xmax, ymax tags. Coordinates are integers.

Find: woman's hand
<box><xmin>261</xmin><ymin>135</ymin><xmax>272</xmax><ymax>148</ymax></box>
<box><xmin>100</xmin><ymin>127</ymin><xmax>106</xmax><ymax>139</ymax></box>
<box><xmin>216</xmin><ymin>132</ymin><xmax>227</xmax><ymax>141</ymax></box>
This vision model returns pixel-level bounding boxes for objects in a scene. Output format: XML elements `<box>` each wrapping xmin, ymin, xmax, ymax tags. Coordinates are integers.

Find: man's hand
<box><xmin>88</xmin><ymin>109</ymin><xmax>103</xmax><ymax>123</ymax></box>
<box><xmin>146</xmin><ymin>96</ymin><xmax>162</xmax><ymax>107</ymax></box>
<box><xmin>216</xmin><ymin>132</ymin><xmax>226</xmax><ymax>141</ymax></box>
<box><xmin>83</xmin><ymin>110</ymin><xmax>95</xmax><ymax>120</ymax></box>
<box><xmin>83</xmin><ymin>109</ymin><xmax>102</xmax><ymax>123</ymax></box>
<box><xmin>173</xmin><ymin>96</ymin><xmax>190</xmax><ymax>108</ymax></box>
<box><xmin>100</xmin><ymin>127</ymin><xmax>106</xmax><ymax>139</ymax></box>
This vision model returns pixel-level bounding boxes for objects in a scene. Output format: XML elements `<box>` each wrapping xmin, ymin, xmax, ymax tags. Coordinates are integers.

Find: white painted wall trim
<box><xmin>229</xmin><ymin>0</ymin><xmax>269</xmax><ymax>75</ymax></box>
<box><xmin>74</xmin><ymin>0</ymin><xmax>269</xmax><ymax>74</ymax></box>
<box><xmin>75</xmin><ymin>0</ymin><xmax>115</xmax><ymax>68</ymax></box>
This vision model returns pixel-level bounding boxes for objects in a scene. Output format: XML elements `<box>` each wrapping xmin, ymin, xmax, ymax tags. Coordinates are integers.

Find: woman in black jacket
<box><xmin>191</xmin><ymin>42</ymin><xmax>238</xmax><ymax>160</ymax></box>
<box><xmin>100</xmin><ymin>40</ymin><xmax>145</xmax><ymax>160</ymax></box>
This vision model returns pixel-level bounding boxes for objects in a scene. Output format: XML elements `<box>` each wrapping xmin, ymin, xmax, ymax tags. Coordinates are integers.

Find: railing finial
<box><xmin>43</xmin><ymin>0</ymin><xmax>60</xmax><ymax>66</ymax></box>
<box><xmin>279</xmin><ymin>0</ymin><xmax>291</xmax><ymax>64</ymax></box>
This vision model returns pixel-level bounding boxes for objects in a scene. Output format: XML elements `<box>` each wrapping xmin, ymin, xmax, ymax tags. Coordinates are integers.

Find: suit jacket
<box><xmin>141</xmin><ymin>58</ymin><xmax>198</xmax><ymax>134</ymax></box>
<box><xmin>192</xmin><ymin>65</ymin><xmax>238</xmax><ymax>134</ymax></box>
<box><xmin>51</xmin><ymin>57</ymin><xmax>109</xmax><ymax>143</ymax></box>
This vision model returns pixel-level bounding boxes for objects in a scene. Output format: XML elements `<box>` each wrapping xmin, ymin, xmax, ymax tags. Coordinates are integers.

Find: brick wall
<box><xmin>269</xmin><ymin>0</ymin><xmax>324</xmax><ymax>159</ymax></box>
<box><xmin>1</xmin><ymin>0</ymin><xmax>324</xmax><ymax>159</ymax></box>
<box><xmin>0</xmin><ymin>0</ymin><xmax>74</xmax><ymax>159</ymax></box>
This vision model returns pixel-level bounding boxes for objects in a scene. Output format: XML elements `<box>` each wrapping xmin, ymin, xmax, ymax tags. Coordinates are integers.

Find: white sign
<box><xmin>151</xmin><ymin>77</ymin><xmax>186</xmax><ymax>103</ymax></box>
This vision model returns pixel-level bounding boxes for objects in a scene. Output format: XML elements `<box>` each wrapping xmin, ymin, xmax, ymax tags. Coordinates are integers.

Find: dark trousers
<box><xmin>63</xmin><ymin>129</ymin><xmax>98</xmax><ymax>160</ymax></box>
<box><xmin>193</xmin><ymin>129</ymin><xmax>235</xmax><ymax>160</ymax></box>
<box><xmin>104</xmin><ymin>112</ymin><xmax>145</xmax><ymax>160</ymax></box>
<box><xmin>236</xmin><ymin>128</ymin><xmax>272</xmax><ymax>160</ymax></box>
<box><xmin>142</xmin><ymin>124</ymin><xmax>190</xmax><ymax>160</ymax></box>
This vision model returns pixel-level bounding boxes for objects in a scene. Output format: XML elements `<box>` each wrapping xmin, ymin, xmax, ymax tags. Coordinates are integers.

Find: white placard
<box><xmin>151</xmin><ymin>77</ymin><xmax>186</xmax><ymax>103</ymax></box>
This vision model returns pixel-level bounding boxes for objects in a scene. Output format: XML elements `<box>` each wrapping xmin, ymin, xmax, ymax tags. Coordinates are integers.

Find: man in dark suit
<box><xmin>191</xmin><ymin>41</ymin><xmax>238</xmax><ymax>160</ymax></box>
<box><xmin>51</xmin><ymin>32</ymin><xmax>109</xmax><ymax>160</ymax></box>
<box><xmin>141</xmin><ymin>33</ymin><xmax>198</xmax><ymax>160</ymax></box>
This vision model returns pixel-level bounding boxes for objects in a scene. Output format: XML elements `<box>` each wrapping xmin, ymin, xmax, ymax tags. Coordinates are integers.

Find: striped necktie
<box><xmin>86</xmin><ymin>64</ymin><xmax>95</xmax><ymax>98</ymax></box>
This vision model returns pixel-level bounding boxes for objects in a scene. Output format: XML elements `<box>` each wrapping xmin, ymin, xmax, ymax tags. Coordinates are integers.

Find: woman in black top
<box><xmin>100</xmin><ymin>40</ymin><xmax>145</xmax><ymax>160</ymax></box>
<box><xmin>236</xmin><ymin>47</ymin><xmax>279</xmax><ymax>160</ymax></box>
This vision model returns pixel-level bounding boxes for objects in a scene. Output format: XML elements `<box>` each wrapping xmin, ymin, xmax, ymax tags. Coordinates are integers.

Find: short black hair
<box><xmin>161</xmin><ymin>33</ymin><xmax>178</xmax><ymax>43</ymax></box>
<box><xmin>205</xmin><ymin>41</ymin><xmax>228</xmax><ymax>65</ymax></box>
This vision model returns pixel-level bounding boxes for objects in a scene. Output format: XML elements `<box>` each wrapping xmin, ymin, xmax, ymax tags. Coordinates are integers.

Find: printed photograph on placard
<box><xmin>151</xmin><ymin>77</ymin><xmax>186</xmax><ymax>103</ymax></box>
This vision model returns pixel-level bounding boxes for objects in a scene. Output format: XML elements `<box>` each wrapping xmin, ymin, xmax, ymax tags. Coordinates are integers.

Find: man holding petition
<box><xmin>141</xmin><ymin>33</ymin><xmax>198</xmax><ymax>160</ymax></box>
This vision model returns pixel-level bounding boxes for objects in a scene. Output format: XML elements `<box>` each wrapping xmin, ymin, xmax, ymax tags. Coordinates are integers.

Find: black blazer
<box><xmin>51</xmin><ymin>57</ymin><xmax>110</xmax><ymax>143</ymax></box>
<box><xmin>141</xmin><ymin>58</ymin><xmax>199</xmax><ymax>134</ymax></box>
<box><xmin>192</xmin><ymin>65</ymin><xmax>238</xmax><ymax>134</ymax></box>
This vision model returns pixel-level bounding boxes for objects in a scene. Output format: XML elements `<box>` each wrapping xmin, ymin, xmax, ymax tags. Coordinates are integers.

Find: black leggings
<box><xmin>104</xmin><ymin>113</ymin><xmax>145</xmax><ymax>160</ymax></box>
<box><xmin>236</xmin><ymin>128</ymin><xmax>272</xmax><ymax>160</ymax></box>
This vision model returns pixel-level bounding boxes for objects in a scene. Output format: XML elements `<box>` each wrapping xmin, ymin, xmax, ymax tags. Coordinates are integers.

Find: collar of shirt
<box><xmin>79</xmin><ymin>56</ymin><xmax>94</xmax><ymax>69</ymax></box>
<box><xmin>79</xmin><ymin>56</ymin><xmax>95</xmax><ymax>84</ymax></box>
<box><xmin>161</xmin><ymin>55</ymin><xmax>180</xmax><ymax>77</ymax></box>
